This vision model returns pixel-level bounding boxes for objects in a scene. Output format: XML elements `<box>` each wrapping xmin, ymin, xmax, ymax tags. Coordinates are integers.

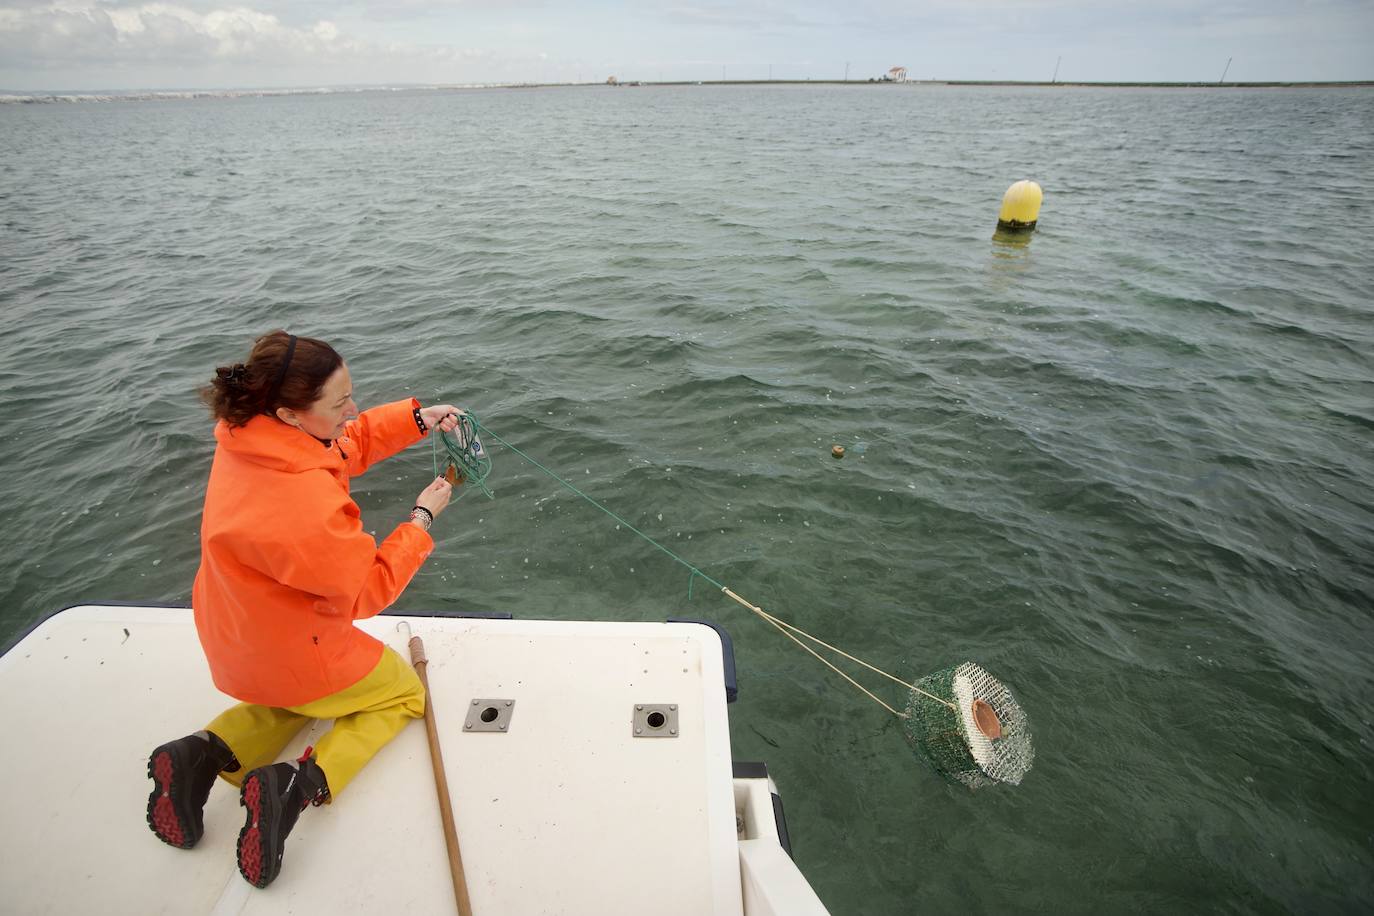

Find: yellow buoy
<box><xmin>997</xmin><ymin>180</ymin><xmax>1043</xmax><ymax>232</ymax></box>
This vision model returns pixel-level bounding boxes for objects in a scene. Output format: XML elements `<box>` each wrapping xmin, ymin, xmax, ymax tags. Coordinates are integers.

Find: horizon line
<box><xmin>3</xmin><ymin>78</ymin><xmax>1371</xmax><ymax>101</ymax></box>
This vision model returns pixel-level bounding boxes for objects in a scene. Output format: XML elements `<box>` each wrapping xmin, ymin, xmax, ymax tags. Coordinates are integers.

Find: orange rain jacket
<box><xmin>193</xmin><ymin>398</ymin><xmax>433</xmax><ymax>707</ymax></box>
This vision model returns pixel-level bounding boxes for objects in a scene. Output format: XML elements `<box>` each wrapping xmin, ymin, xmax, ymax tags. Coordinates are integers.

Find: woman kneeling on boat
<box><xmin>146</xmin><ymin>330</ymin><xmax>460</xmax><ymax>889</ymax></box>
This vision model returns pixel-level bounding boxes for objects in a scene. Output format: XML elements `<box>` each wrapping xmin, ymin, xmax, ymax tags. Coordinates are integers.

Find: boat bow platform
<box><xmin>0</xmin><ymin>604</ymin><xmax>830</xmax><ymax>915</ymax></box>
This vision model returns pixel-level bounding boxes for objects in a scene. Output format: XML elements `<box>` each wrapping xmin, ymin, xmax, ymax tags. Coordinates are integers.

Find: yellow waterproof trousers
<box><xmin>205</xmin><ymin>647</ymin><xmax>424</xmax><ymax>798</ymax></box>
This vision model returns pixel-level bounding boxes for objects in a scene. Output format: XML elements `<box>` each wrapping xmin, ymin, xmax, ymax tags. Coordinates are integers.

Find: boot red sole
<box><xmin>145</xmin><ymin>746</ymin><xmax>199</xmax><ymax>848</ymax></box>
<box><xmin>237</xmin><ymin>770</ymin><xmax>283</xmax><ymax>888</ymax></box>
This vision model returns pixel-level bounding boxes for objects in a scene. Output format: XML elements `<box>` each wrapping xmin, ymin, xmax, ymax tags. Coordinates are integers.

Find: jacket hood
<box><xmin>214</xmin><ymin>415</ymin><xmax>343</xmax><ymax>474</ymax></box>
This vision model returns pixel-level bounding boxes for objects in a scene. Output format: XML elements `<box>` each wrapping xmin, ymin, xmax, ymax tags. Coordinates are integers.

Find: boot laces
<box><xmin>294</xmin><ymin>745</ymin><xmax>331</xmax><ymax>807</ymax></box>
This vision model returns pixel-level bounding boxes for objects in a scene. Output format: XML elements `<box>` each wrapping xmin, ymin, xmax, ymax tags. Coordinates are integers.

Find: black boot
<box><xmin>146</xmin><ymin>732</ymin><xmax>239</xmax><ymax>849</ymax></box>
<box><xmin>236</xmin><ymin>750</ymin><xmax>329</xmax><ymax>888</ymax></box>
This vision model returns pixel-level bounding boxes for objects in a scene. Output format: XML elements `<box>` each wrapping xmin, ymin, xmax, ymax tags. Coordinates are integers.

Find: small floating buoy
<box><xmin>996</xmin><ymin>180</ymin><xmax>1042</xmax><ymax>233</ymax></box>
<box><xmin>831</xmin><ymin>445</ymin><xmax>846</xmax><ymax>459</ymax></box>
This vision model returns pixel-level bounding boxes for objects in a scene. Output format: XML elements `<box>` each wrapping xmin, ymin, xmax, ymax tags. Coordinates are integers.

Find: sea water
<box><xmin>1</xmin><ymin>84</ymin><xmax>1371</xmax><ymax>913</ymax></box>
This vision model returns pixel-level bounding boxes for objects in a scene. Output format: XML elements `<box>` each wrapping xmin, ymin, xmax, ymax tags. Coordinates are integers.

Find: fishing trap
<box><xmin>903</xmin><ymin>661</ymin><xmax>1033</xmax><ymax>788</ymax></box>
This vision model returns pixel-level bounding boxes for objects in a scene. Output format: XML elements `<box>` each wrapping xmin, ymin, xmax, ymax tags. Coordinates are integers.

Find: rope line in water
<box><xmin>463</xmin><ymin>415</ymin><xmax>726</xmax><ymax>588</ymax></box>
<box><xmin>718</xmin><ymin>588</ymin><xmax>955</xmax><ymax>712</ymax></box>
<box><xmin>456</xmin><ymin>414</ymin><xmax>957</xmax><ymax>716</ymax></box>
<box><xmin>720</xmin><ymin>589</ymin><xmax>910</xmax><ymax>718</ymax></box>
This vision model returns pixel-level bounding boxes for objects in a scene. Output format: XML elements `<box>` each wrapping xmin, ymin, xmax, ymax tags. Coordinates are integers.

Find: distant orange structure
<box><xmin>606</xmin><ymin>76</ymin><xmax>618</xmax><ymax>85</ymax></box>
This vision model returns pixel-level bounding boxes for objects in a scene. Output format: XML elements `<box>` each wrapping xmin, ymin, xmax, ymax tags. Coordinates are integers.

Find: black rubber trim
<box><xmin>667</xmin><ymin>617</ymin><xmax>738</xmax><ymax>702</ymax></box>
<box><xmin>733</xmin><ymin>761</ymin><xmax>795</xmax><ymax>858</ymax></box>
<box><xmin>771</xmin><ymin>792</ymin><xmax>794</xmax><ymax>860</ymax></box>
<box><xmin>1</xmin><ymin>603</ymin><xmax>509</xmax><ymax>659</ymax></box>
<box><xmin>732</xmin><ymin>760</ymin><xmax>769</xmax><ymax>779</ymax></box>
<box><xmin>383</xmin><ymin>608</ymin><xmax>515</xmax><ymax>620</ymax></box>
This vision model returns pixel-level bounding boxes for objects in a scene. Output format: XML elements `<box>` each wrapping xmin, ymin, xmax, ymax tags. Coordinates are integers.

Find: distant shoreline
<box><xmin>3</xmin><ymin>79</ymin><xmax>1370</xmax><ymax>104</ymax></box>
<box><xmin>625</xmin><ymin>79</ymin><xmax>1374</xmax><ymax>89</ymax></box>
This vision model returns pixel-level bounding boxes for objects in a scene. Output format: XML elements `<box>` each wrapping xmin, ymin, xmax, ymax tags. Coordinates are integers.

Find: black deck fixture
<box><xmin>731</xmin><ymin>760</ymin><xmax>795</xmax><ymax>859</ymax></box>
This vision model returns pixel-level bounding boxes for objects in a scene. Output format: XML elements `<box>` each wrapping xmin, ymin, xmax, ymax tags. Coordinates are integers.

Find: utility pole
<box><xmin>1219</xmin><ymin>57</ymin><xmax>1232</xmax><ymax>84</ymax></box>
<box><xmin>1051</xmin><ymin>56</ymin><xmax>1060</xmax><ymax>83</ymax></box>
<box><xmin>844</xmin><ymin>61</ymin><xmax>850</xmax><ymax>81</ymax></box>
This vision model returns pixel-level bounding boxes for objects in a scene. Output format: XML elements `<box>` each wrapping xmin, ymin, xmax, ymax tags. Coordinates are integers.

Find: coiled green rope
<box><xmin>430</xmin><ymin>411</ymin><xmax>495</xmax><ymax>500</ymax></box>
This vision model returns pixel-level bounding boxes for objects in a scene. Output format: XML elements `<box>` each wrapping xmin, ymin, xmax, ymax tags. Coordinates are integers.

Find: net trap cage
<box><xmin>716</xmin><ymin>588</ymin><xmax>1035</xmax><ymax>791</ymax></box>
<box><xmin>902</xmin><ymin>661</ymin><xmax>1034</xmax><ymax>789</ymax></box>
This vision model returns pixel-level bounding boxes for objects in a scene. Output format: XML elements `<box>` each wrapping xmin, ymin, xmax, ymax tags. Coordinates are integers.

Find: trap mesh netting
<box><xmin>902</xmin><ymin>661</ymin><xmax>1034</xmax><ymax>789</ymax></box>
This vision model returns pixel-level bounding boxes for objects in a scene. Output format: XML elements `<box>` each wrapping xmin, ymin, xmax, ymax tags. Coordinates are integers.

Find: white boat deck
<box><xmin>0</xmin><ymin>605</ymin><xmax>829</xmax><ymax>915</ymax></box>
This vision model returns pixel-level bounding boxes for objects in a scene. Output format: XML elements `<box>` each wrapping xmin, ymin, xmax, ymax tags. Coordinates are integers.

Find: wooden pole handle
<box><xmin>409</xmin><ymin>635</ymin><xmax>473</xmax><ymax>916</ymax></box>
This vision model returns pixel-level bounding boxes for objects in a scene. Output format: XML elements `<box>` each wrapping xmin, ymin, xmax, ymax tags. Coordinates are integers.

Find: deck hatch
<box><xmin>464</xmin><ymin>698</ymin><xmax>515</xmax><ymax>732</ymax></box>
<box><xmin>633</xmin><ymin>703</ymin><xmax>679</xmax><ymax>737</ymax></box>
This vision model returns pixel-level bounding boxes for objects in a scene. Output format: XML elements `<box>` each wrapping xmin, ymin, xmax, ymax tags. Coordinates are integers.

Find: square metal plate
<box><xmin>464</xmin><ymin>698</ymin><xmax>515</xmax><ymax>732</ymax></box>
<box><xmin>632</xmin><ymin>703</ymin><xmax>679</xmax><ymax>737</ymax></box>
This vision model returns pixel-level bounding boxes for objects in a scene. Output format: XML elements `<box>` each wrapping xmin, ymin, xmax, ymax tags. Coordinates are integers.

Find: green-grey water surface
<box><xmin>2</xmin><ymin>85</ymin><xmax>1372</xmax><ymax>913</ymax></box>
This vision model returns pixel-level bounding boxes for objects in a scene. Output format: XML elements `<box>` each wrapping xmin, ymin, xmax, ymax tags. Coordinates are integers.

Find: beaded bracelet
<box><xmin>409</xmin><ymin>505</ymin><xmax>433</xmax><ymax>532</ymax></box>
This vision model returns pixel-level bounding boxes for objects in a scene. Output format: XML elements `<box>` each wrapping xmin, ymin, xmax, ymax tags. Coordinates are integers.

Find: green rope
<box><xmin>431</xmin><ymin>411</ymin><xmax>495</xmax><ymax>500</ymax></box>
<box><xmin>464</xmin><ymin>415</ymin><xmax>726</xmax><ymax>594</ymax></box>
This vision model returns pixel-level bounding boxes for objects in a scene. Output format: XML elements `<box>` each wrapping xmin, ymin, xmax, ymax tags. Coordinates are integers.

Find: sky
<box><xmin>1</xmin><ymin>0</ymin><xmax>1372</xmax><ymax>91</ymax></box>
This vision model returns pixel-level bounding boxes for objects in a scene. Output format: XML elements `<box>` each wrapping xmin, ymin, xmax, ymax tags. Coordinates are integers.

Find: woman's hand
<box><xmin>420</xmin><ymin>404</ymin><xmax>463</xmax><ymax>434</ymax></box>
<box><xmin>415</xmin><ymin>477</ymin><xmax>454</xmax><ymax>519</ymax></box>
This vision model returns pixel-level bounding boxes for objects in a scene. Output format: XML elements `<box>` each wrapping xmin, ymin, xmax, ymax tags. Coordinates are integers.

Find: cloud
<box><xmin>2</xmin><ymin>0</ymin><xmax>1369</xmax><ymax>87</ymax></box>
<box><xmin>0</xmin><ymin>1</ymin><xmax>477</xmax><ymax>70</ymax></box>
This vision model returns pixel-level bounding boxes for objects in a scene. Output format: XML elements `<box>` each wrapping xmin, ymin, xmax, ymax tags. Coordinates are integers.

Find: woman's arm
<box><xmin>338</xmin><ymin>398</ymin><xmax>425</xmax><ymax>476</ymax></box>
<box><xmin>242</xmin><ymin>472</ymin><xmax>434</xmax><ymax>619</ymax></box>
<box><xmin>338</xmin><ymin>399</ymin><xmax>464</xmax><ymax>477</ymax></box>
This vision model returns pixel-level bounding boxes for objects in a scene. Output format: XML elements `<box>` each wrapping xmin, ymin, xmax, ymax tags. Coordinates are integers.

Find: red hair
<box><xmin>200</xmin><ymin>330</ymin><xmax>343</xmax><ymax>428</ymax></box>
